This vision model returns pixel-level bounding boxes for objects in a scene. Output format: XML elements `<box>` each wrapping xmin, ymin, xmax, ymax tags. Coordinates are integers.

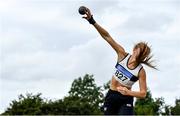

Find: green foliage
<box><xmin>2</xmin><ymin>74</ymin><xmax>179</xmax><ymax>115</ymax></box>
<box><xmin>161</xmin><ymin>105</ymin><xmax>171</xmax><ymax>115</ymax></box>
<box><xmin>67</xmin><ymin>74</ymin><xmax>104</xmax><ymax>114</ymax></box>
<box><xmin>2</xmin><ymin>74</ymin><xmax>104</xmax><ymax>115</ymax></box>
<box><xmin>103</xmin><ymin>80</ymin><xmax>110</xmax><ymax>91</ymax></box>
<box><xmin>2</xmin><ymin>93</ymin><xmax>43</xmax><ymax>115</ymax></box>
<box><xmin>62</xmin><ymin>96</ymin><xmax>98</xmax><ymax>114</ymax></box>
<box><xmin>40</xmin><ymin>99</ymin><xmax>65</xmax><ymax>115</ymax></box>
<box><xmin>134</xmin><ymin>89</ymin><xmax>165</xmax><ymax>115</ymax></box>
<box><xmin>171</xmin><ymin>98</ymin><xmax>180</xmax><ymax>115</ymax></box>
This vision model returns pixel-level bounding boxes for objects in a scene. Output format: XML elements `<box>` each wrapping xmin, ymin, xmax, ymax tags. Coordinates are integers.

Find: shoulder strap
<box><xmin>133</xmin><ymin>64</ymin><xmax>143</xmax><ymax>77</ymax></box>
<box><xmin>118</xmin><ymin>53</ymin><xmax>130</xmax><ymax>63</ymax></box>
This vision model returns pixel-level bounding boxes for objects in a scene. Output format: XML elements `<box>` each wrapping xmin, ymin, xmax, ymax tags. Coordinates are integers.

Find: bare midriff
<box><xmin>110</xmin><ymin>76</ymin><xmax>132</xmax><ymax>91</ymax></box>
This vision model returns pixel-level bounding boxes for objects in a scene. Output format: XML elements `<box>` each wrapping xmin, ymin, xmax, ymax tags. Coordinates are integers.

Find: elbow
<box><xmin>139</xmin><ymin>91</ymin><xmax>147</xmax><ymax>99</ymax></box>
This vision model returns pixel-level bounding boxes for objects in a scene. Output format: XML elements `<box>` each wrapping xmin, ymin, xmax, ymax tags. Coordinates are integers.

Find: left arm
<box><xmin>117</xmin><ymin>68</ymin><xmax>147</xmax><ymax>98</ymax></box>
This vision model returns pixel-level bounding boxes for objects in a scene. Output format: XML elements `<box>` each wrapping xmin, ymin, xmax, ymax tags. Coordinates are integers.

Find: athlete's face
<box><xmin>133</xmin><ymin>47</ymin><xmax>140</xmax><ymax>59</ymax></box>
<box><xmin>133</xmin><ymin>42</ymin><xmax>151</xmax><ymax>64</ymax></box>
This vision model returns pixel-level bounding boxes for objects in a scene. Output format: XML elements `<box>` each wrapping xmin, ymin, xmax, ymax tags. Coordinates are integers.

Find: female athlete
<box><xmin>80</xmin><ymin>7</ymin><xmax>156</xmax><ymax>115</ymax></box>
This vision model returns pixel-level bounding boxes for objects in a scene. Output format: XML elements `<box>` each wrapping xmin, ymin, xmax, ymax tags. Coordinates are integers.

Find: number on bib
<box><xmin>115</xmin><ymin>70</ymin><xmax>128</xmax><ymax>81</ymax></box>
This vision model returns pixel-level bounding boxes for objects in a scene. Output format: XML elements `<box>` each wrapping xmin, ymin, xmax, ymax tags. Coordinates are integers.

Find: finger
<box><xmin>117</xmin><ymin>86</ymin><xmax>123</xmax><ymax>90</ymax></box>
<box><xmin>84</xmin><ymin>11</ymin><xmax>88</xmax><ymax>15</ymax></box>
<box><xmin>117</xmin><ymin>89</ymin><xmax>123</xmax><ymax>93</ymax></box>
<box><xmin>82</xmin><ymin>16</ymin><xmax>87</xmax><ymax>19</ymax></box>
<box><xmin>85</xmin><ymin>11</ymin><xmax>90</xmax><ymax>17</ymax></box>
<box><xmin>117</xmin><ymin>87</ymin><xmax>120</xmax><ymax>91</ymax></box>
<box><xmin>86</xmin><ymin>7</ymin><xmax>92</xmax><ymax>16</ymax></box>
<box><xmin>82</xmin><ymin>13</ymin><xmax>88</xmax><ymax>18</ymax></box>
<box><xmin>119</xmin><ymin>91</ymin><xmax>125</xmax><ymax>95</ymax></box>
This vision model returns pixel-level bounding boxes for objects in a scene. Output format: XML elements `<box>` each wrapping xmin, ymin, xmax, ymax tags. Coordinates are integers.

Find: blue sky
<box><xmin>0</xmin><ymin>0</ymin><xmax>180</xmax><ymax>113</ymax></box>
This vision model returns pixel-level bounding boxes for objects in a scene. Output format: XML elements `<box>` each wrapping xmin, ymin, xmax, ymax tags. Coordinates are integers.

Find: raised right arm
<box><xmin>93</xmin><ymin>23</ymin><xmax>127</xmax><ymax>59</ymax></box>
<box><xmin>82</xmin><ymin>7</ymin><xmax>127</xmax><ymax>60</ymax></box>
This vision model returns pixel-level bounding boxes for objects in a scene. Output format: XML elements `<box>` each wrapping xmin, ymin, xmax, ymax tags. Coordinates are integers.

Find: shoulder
<box><xmin>117</xmin><ymin>52</ymin><xmax>129</xmax><ymax>62</ymax></box>
<box><xmin>138</xmin><ymin>67</ymin><xmax>146</xmax><ymax>79</ymax></box>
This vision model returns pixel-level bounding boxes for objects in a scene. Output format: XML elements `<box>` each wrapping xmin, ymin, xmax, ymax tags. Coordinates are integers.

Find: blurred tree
<box><xmin>102</xmin><ymin>80</ymin><xmax>110</xmax><ymax>91</ymax></box>
<box><xmin>2</xmin><ymin>74</ymin><xmax>104</xmax><ymax>115</ymax></box>
<box><xmin>171</xmin><ymin>98</ymin><xmax>180</xmax><ymax>115</ymax></box>
<box><xmin>161</xmin><ymin>105</ymin><xmax>171</xmax><ymax>115</ymax></box>
<box><xmin>67</xmin><ymin>74</ymin><xmax>104</xmax><ymax>114</ymax></box>
<box><xmin>3</xmin><ymin>74</ymin><xmax>176</xmax><ymax>115</ymax></box>
<box><xmin>2</xmin><ymin>93</ymin><xmax>43</xmax><ymax>115</ymax></box>
<box><xmin>40</xmin><ymin>99</ymin><xmax>65</xmax><ymax>115</ymax></box>
<box><xmin>134</xmin><ymin>89</ymin><xmax>165</xmax><ymax>115</ymax></box>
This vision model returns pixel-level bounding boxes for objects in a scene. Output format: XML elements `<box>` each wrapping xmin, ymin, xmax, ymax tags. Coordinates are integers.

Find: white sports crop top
<box><xmin>113</xmin><ymin>53</ymin><xmax>143</xmax><ymax>88</ymax></box>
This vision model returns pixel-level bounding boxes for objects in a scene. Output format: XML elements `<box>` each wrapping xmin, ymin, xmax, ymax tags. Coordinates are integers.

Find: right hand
<box><xmin>117</xmin><ymin>86</ymin><xmax>129</xmax><ymax>95</ymax></box>
<box><xmin>82</xmin><ymin>7</ymin><xmax>92</xmax><ymax>20</ymax></box>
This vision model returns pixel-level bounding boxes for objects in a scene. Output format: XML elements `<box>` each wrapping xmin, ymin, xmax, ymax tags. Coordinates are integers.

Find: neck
<box><xmin>128</xmin><ymin>55</ymin><xmax>139</xmax><ymax>68</ymax></box>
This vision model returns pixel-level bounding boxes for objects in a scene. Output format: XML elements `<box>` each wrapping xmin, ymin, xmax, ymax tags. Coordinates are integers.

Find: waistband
<box><xmin>108</xmin><ymin>89</ymin><xmax>133</xmax><ymax>98</ymax></box>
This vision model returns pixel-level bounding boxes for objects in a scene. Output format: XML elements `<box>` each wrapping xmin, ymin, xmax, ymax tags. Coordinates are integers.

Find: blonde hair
<box><xmin>134</xmin><ymin>42</ymin><xmax>157</xmax><ymax>69</ymax></box>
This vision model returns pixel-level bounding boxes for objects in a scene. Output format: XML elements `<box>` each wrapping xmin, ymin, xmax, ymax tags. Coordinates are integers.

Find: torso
<box><xmin>110</xmin><ymin>53</ymin><xmax>143</xmax><ymax>91</ymax></box>
<box><xmin>110</xmin><ymin>76</ymin><xmax>132</xmax><ymax>91</ymax></box>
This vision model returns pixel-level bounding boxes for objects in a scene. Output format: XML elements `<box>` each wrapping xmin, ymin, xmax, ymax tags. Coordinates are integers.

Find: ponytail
<box><xmin>134</xmin><ymin>42</ymin><xmax>157</xmax><ymax>70</ymax></box>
